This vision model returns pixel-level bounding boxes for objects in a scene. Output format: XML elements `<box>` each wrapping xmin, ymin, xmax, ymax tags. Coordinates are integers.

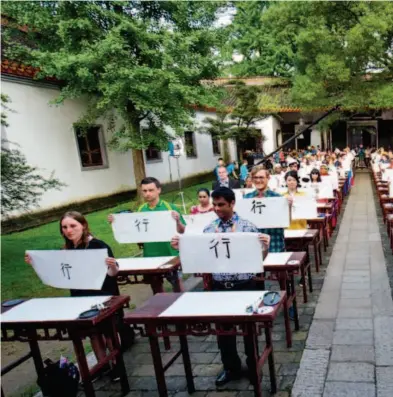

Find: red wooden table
<box><xmin>1</xmin><ymin>296</ymin><xmax>130</xmax><ymax>397</ymax></box>
<box><xmin>124</xmin><ymin>291</ymin><xmax>287</xmax><ymax>397</ymax></box>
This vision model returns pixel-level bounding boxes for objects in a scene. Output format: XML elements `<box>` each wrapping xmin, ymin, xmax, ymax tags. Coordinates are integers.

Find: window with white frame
<box><xmin>74</xmin><ymin>125</ymin><xmax>108</xmax><ymax>170</ymax></box>
<box><xmin>184</xmin><ymin>131</ymin><xmax>197</xmax><ymax>158</ymax></box>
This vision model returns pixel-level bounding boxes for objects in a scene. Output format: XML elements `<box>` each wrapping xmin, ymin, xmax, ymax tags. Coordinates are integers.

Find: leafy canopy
<box><xmin>2</xmin><ymin>1</ymin><xmax>226</xmax><ymax>151</ymax></box>
<box><xmin>227</xmin><ymin>1</ymin><xmax>393</xmax><ymax>110</ymax></box>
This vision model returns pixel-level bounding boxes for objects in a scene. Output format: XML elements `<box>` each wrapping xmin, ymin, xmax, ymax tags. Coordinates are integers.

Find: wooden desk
<box><xmin>308</xmin><ymin>216</ymin><xmax>329</xmax><ymax>251</ymax></box>
<box><xmin>285</xmin><ymin>229</ymin><xmax>322</xmax><ymax>272</ymax></box>
<box><xmin>117</xmin><ymin>256</ymin><xmax>181</xmax><ymax>293</ymax></box>
<box><xmin>1</xmin><ymin>296</ymin><xmax>130</xmax><ymax>397</ymax></box>
<box><xmin>125</xmin><ymin>291</ymin><xmax>287</xmax><ymax>397</ymax></box>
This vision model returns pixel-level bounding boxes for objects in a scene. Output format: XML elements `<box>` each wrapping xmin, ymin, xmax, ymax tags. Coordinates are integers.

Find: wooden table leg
<box><xmin>244</xmin><ymin>323</ymin><xmax>261</xmax><ymax>397</ymax></box>
<box><xmin>151</xmin><ymin>275</ymin><xmax>171</xmax><ymax>350</ymax></box>
<box><xmin>149</xmin><ymin>333</ymin><xmax>168</xmax><ymax>397</ymax></box>
<box><xmin>313</xmin><ymin>238</ymin><xmax>320</xmax><ymax>273</ymax></box>
<box><xmin>279</xmin><ymin>274</ymin><xmax>292</xmax><ymax>348</ymax></box>
<box><xmin>172</xmin><ymin>270</ymin><xmax>181</xmax><ymax>293</ymax></box>
<box><xmin>71</xmin><ymin>332</ymin><xmax>95</xmax><ymax>397</ymax></box>
<box><xmin>289</xmin><ymin>273</ymin><xmax>299</xmax><ymax>331</ymax></box>
<box><xmin>109</xmin><ymin>317</ymin><xmax>130</xmax><ymax>395</ymax></box>
<box><xmin>28</xmin><ymin>331</ymin><xmax>45</xmax><ymax>383</ymax></box>
<box><xmin>178</xmin><ymin>328</ymin><xmax>195</xmax><ymax>393</ymax></box>
<box><xmin>265</xmin><ymin>327</ymin><xmax>277</xmax><ymax>394</ymax></box>
<box><xmin>300</xmin><ymin>260</ymin><xmax>308</xmax><ymax>303</ymax></box>
<box><xmin>307</xmin><ymin>261</ymin><xmax>313</xmax><ymax>293</ymax></box>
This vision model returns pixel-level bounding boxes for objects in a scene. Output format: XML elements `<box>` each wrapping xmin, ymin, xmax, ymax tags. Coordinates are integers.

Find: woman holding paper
<box><xmin>25</xmin><ymin>211</ymin><xmax>121</xmax><ymax>380</ymax></box>
<box><xmin>284</xmin><ymin>171</ymin><xmax>308</xmax><ymax>230</ymax></box>
<box><xmin>190</xmin><ymin>188</ymin><xmax>214</xmax><ymax>214</ymax></box>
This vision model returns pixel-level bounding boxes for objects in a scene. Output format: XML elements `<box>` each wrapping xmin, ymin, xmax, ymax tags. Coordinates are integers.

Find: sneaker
<box><xmin>110</xmin><ymin>366</ymin><xmax>121</xmax><ymax>382</ymax></box>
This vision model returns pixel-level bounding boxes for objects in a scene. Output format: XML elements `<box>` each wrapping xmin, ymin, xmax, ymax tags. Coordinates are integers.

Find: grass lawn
<box><xmin>1</xmin><ymin>182</ymin><xmax>210</xmax><ymax>301</ymax></box>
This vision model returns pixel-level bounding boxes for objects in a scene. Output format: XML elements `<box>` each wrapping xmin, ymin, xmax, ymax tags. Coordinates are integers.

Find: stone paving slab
<box><xmin>330</xmin><ymin>345</ymin><xmax>375</xmax><ymax>363</ymax></box>
<box><xmin>323</xmin><ymin>381</ymin><xmax>376</xmax><ymax>397</ymax></box>
<box><xmin>376</xmin><ymin>367</ymin><xmax>393</xmax><ymax>397</ymax></box>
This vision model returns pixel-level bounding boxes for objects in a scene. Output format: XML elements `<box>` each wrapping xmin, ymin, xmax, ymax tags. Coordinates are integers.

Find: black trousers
<box><xmin>212</xmin><ymin>280</ymin><xmax>258</xmax><ymax>373</ymax></box>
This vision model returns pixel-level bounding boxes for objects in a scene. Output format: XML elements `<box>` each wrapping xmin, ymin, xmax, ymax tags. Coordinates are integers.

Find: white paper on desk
<box><xmin>179</xmin><ymin>233</ymin><xmax>264</xmax><ymax>274</ymax></box>
<box><xmin>284</xmin><ymin>229</ymin><xmax>307</xmax><ymax>238</ymax></box>
<box><xmin>263</xmin><ymin>252</ymin><xmax>292</xmax><ymax>265</ymax></box>
<box><xmin>27</xmin><ymin>249</ymin><xmax>108</xmax><ymax>290</ymax></box>
<box><xmin>183</xmin><ymin>212</ymin><xmax>218</xmax><ymax>234</ymax></box>
<box><xmin>389</xmin><ymin>182</ymin><xmax>393</xmax><ymax>198</ymax></box>
<box><xmin>117</xmin><ymin>256</ymin><xmax>175</xmax><ymax>271</ymax></box>
<box><xmin>292</xmin><ymin>197</ymin><xmax>318</xmax><ymax>220</ymax></box>
<box><xmin>159</xmin><ymin>291</ymin><xmax>268</xmax><ymax>317</ymax></box>
<box><xmin>1</xmin><ymin>296</ymin><xmax>111</xmax><ymax>323</ymax></box>
<box><xmin>382</xmin><ymin>169</ymin><xmax>393</xmax><ymax>182</ymax></box>
<box><xmin>236</xmin><ymin>197</ymin><xmax>290</xmax><ymax>228</ymax></box>
<box><xmin>112</xmin><ymin>212</ymin><xmax>177</xmax><ymax>243</ymax></box>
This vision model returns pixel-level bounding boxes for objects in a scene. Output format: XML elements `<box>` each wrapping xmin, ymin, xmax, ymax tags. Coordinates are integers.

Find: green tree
<box><xmin>1</xmin><ymin>95</ymin><xmax>65</xmax><ymax>216</ymax></box>
<box><xmin>201</xmin><ymin>81</ymin><xmax>267</xmax><ymax>159</ymax></box>
<box><xmin>227</xmin><ymin>1</ymin><xmax>393</xmax><ymax>109</ymax></box>
<box><xmin>2</xmin><ymin>1</ymin><xmax>225</xmax><ymax>189</ymax></box>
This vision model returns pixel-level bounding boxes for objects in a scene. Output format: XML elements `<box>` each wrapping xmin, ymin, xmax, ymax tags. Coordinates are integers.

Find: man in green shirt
<box><xmin>108</xmin><ymin>177</ymin><xmax>185</xmax><ymax>288</ymax></box>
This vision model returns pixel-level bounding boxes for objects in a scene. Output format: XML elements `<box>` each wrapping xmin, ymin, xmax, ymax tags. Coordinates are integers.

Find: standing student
<box><xmin>239</xmin><ymin>159</ymin><xmax>249</xmax><ymax>186</ymax></box>
<box><xmin>212</xmin><ymin>167</ymin><xmax>241</xmax><ymax>190</ymax></box>
<box><xmin>244</xmin><ymin>166</ymin><xmax>285</xmax><ymax>252</ymax></box>
<box><xmin>25</xmin><ymin>211</ymin><xmax>121</xmax><ymax>381</ymax></box>
<box><xmin>226</xmin><ymin>161</ymin><xmax>238</xmax><ymax>179</ymax></box>
<box><xmin>190</xmin><ymin>188</ymin><xmax>214</xmax><ymax>214</ymax></box>
<box><xmin>108</xmin><ymin>177</ymin><xmax>186</xmax><ymax>289</ymax></box>
<box><xmin>171</xmin><ymin>187</ymin><xmax>270</xmax><ymax>387</ymax></box>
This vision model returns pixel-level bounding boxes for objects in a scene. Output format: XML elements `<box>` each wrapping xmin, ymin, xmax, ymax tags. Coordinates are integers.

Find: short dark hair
<box><xmin>285</xmin><ymin>170</ymin><xmax>300</xmax><ymax>186</ymax></box>
<box><xmin>197</xmin><ymin>188</ymin><xmax>210</xmax><ymax>197</ymax></box>
<box><xmin>211</xmin><ymin>187</ymin><xmax>235</xmax><ymax>204</ymax></box>
<box><xmin>218</xmin><ymin>157</ymin><xmax>224</xmax><ymax>161</ymax></box>
<box><xmin>141</xmin><ymin>177</ymin><xmax>161</xmax><ymax>188</ymax></box>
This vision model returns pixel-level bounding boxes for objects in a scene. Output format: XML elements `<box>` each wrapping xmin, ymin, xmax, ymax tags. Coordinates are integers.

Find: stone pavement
<box><xmin>292</xmin><ymin>172</ymin><xmax>393</xmax><ymax>397</ymax></box>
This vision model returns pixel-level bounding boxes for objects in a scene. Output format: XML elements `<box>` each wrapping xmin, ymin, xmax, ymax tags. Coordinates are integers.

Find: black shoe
<box><xmin>110</xmin><ymin>366</ymin><xmax>121</xmax><ymax>382</ymax></box>
<box><xmin>215</xmin><ymin>369</ymin><xmax>241</xmax><ymax>386</ymax></box>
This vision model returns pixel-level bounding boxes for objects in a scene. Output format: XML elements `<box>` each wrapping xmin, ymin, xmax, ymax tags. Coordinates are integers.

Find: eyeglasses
<box><xmin>252</xmin><ymin>176</ymin><xmax>266</xmax><ymax>181</ymax></box>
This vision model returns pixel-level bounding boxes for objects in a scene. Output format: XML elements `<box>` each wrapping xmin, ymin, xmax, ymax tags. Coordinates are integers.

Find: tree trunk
<box><xmin>132</xmin><ymin>148</ymin><xmax>146</xmax><ymax>203</ymax></box>
<box><xmin>223</xmin><ymin>139</ymin><xmax>231</xmax><ymax>163</ymax></box>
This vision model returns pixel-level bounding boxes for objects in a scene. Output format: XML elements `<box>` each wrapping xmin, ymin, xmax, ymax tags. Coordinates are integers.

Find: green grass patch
<box><xmin>1</xmin><ymin>182</ymin><xmax>210</xmax><ymax>301</ymax></box>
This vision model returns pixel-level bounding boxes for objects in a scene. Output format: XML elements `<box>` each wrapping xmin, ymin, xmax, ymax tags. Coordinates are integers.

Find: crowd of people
<box><xmin>24</xmin><ymin>146</ymin><xmax>359</xmax><ymax>386</ymax></box>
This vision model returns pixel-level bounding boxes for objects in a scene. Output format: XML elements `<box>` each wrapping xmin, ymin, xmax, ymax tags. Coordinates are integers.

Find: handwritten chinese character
<box><xmin>209</xmin><ymin>238</ymin><xmax>231</xmax><ymax>259</ymax></box>
<box><xmin>135</xmin><ymin>218</ymin><xmax>149</xmax><ymax>232</ymax></box>
<box><xmin>61</xmin><ymin>263</ymin><xmax>72</xmax><ymax>280</ymax></box>
<box><xmin>251</xmin><ymin>200</ymin><xmax>266</xmax><ymax>214</ymax></box>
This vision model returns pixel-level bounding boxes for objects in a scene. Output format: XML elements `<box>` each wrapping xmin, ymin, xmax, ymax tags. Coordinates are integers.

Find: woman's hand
<box><xmin>24</xmin><ymin>252</ymin><xmax>33</xmax><ymax>265</ymax></box>
<box><xmin>258</xmin><ymin>233</ymin><xmax>270</xmax><ymax>248</ymax></box>
<box><xmin>287</xmin><ymin>196</ymin><xmax>294</xmax><ymax>207</ymax></box>
<box><xmin>107</xmin><ymin>214</ymin><xmax>114</xmax><ymax>223</ymax></box>
<box><xmin>105</xmin><ymin>257</ymin><xmax>119</xmax><ymax>276</ymax></box>
<box><xmin>171</xmin><ymin>235</ymin><xmax>180</xmax><ymax>250</ymax></box>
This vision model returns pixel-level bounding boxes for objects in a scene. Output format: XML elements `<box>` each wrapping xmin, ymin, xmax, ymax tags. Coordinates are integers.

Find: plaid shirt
<box><xmin>203</xmin><ymin>212</ymin><xmax>259</xmax><ymax>282</ymax></box>
<box><xmin>244</xmin><ymin>189</ymin><xmax>285</xmax><ymax>253</ymax></box>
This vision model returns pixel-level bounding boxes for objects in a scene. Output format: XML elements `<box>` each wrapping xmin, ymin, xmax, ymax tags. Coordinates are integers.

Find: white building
<box><xmin>1</xmin><ymin>75</ymin><xmax>236</xmax><ymax>217</ymax></box>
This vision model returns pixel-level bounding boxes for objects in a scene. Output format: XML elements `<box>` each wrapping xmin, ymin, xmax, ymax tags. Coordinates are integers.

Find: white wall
<box><xmin>310</xmin><ymin>129</ymin><xmax>321</xmax><ymax>147</ymax></box>
<box><xmin>2</xmin><ymin>81</ymin><xmax>226</xmax><ymax>215</ymax></box>
<box><xmin>255</xmin><ymin>115</ymin><xmax>281</xmax><ymax>154</ymax></box>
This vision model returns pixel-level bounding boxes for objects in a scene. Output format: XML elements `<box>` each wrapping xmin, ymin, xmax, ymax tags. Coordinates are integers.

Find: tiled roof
<box><xmin>1</xmin><ymin>59</ymin><xmax>59</xmax><ymax>82</ymax></box>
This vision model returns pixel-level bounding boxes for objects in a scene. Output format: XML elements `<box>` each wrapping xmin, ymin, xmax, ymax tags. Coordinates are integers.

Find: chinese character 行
<box><xmin>209</xmin><ymin>238</ymin><xmax>231</xmax><ymax>259</ymax></box>
<box><xmin>135</xmin><ymin>218</ymin><xmax>149</xmax><ymax>232</ymax></box>
<box><xmin>251</xmin><ymin>199</ymin><xmax>266</xmax><ymax>214</ymax></box>
<box><xmin>61</xmin><ymin>263</ymin><xmax>72</xmax><ymax>280</ymax></box>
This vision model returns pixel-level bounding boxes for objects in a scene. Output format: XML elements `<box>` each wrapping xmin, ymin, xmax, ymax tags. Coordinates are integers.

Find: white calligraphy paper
<box><xmin>159</xmin><ymin>291</ymin><xmax>268</xmax><ymax>317</ymax></box>
<box><xmin>183</xmin><ymin>211</ymin><xmax>218</xmax><ymax>234</ymax></box>
<box><xmin>232</xmin><ymin>188</ymin><xmax>255</xmax><ymax>202</ymax></box>
<box><xmin>111</xmin><ymin>211</ymin><xmax>177</xmax><ymax>243</ymax></box>
<box><xmin>27</xmin><ymin>249</ymin><xmax>108</xmax><ymax>290</ymax></box>
<box><xmin>1</xmin><ymin>296</ymin><xmax>111</xmax><ymax>323</ymax></box>
<box><xmin>263</xmin><ymin>252</ymin><xmax>292</xmax><ymax>265</ymax></box>
<box><xmin>291</xmin><ymin>197</ymin><xmax>318</xmax><ymax>220</ymax></box>
<box><xmin>179</xmin><ymin>233</ymin><xmax>264</xmax><ymax>274</ymax></box>
<box><xmin>389</xmin><ymin>182</ymin><xmax>393</xmax><ymax>198</ymax></box>
<box><xmin>236</xmin><ymin>197</ymin><xmax>290</xmax><ymax>228</ymax></box>
<box><xmin>284</xmin><ymin>229</ymin><xmax>307</xmax><ymax>238</ymax></box>
<box><xmin>117</xmin><ymin>256</ymin><xmax>176</xmax><ymax>271</ymax></box>
<box><xmin>303</xmin><ymin>184</ymin><xmax>334</xmax><ymax>199</ymax></box>
<box><xmin>382</xmin><ymin>169</ymin><xmax>393</xmax><ymax>182</ymax></box>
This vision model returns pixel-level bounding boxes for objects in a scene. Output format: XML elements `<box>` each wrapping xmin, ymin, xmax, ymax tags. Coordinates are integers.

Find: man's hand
<box><xmin>171</xmin><ymin>211</ymin><xmax>180</xmax><ymax>223</ymax></box>
<box><xmin>172</xmin><ymin>211</ymin><xmax>185</xmax><ymax>234</ymax></box>
<box><xmin>171</xmin><ymin>235</ymin><xmax>180</xmax><ymax>250</ymax></box>
<box><xmin>108</xmin><ymin>214</ymin><xmax>114</xmax><ymax>223</ymax></box>
<box><xmin>258</xmin><ymin>233</ymin><xmax>270</xmax><ymax>248</ymax></box>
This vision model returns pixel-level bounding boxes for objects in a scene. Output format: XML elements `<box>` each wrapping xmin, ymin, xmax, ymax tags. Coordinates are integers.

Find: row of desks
<box><xmin>1</xmin><ymin>181</ymin><xmax>347</xmax><ymax>397</ymax></box>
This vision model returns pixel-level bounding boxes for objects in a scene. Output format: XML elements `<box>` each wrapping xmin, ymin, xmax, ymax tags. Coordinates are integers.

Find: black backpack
<box><xmin>37</xmin><ymin>358</ymin><xmax>80</xmax><ymax>397</ymax></box>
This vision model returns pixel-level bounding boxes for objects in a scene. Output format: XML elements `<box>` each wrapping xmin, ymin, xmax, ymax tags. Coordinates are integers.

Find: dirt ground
<box><xmin>1</xmin><ymin>282</ymin><xmax>153</xmax><ymax>397</ymax></box>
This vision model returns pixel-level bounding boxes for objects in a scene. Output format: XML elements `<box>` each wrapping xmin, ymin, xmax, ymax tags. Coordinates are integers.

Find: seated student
<box><xmin>283</xmin><ymin>171</ymin><xmax>308</xmax><ymax>230</ymax></box>
<box><xmin>25</xmin><ymin>211</ymin><xmax>121</xmax><ymax>381</ymax></box>
<box><xmin>171</xmin><ymin>187</ymin><xmax>270</xmax><ymax>387</ymax></box>
<box><xmin>190</xmin><ymin>188</ymin><xmax>214</xmax><ymax>214</ymax></box>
